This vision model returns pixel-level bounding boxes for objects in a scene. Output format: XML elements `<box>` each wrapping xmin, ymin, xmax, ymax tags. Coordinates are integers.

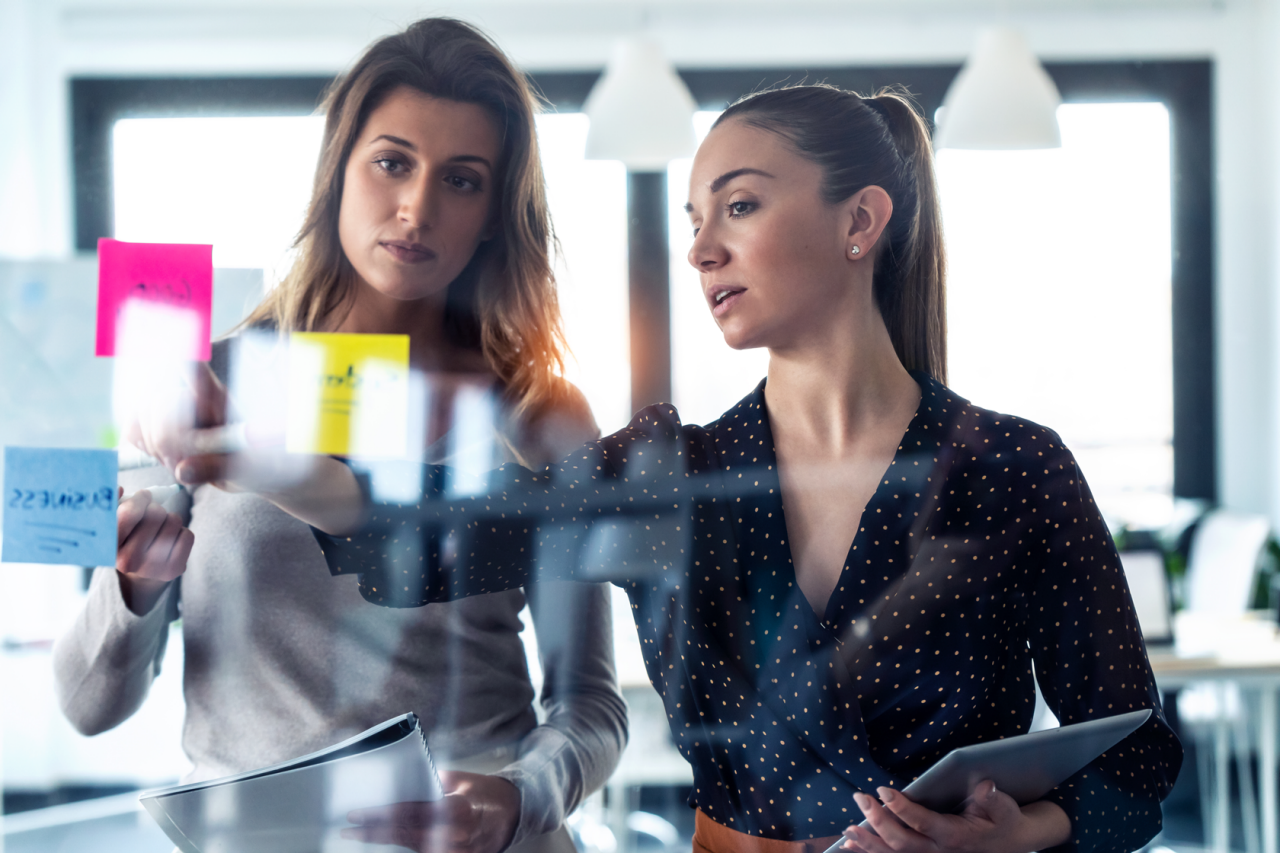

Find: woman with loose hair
<box><xmin>55</xmin><ymin>18</ymin><xmax>626</xmax><ymax>853</ymax></box>
<box><xmin>179</xmin><ymin>84</ymin><xmax>1181</xmax><ymax>852</ymax></box>
<box><xmin>238</xmin><ymin>16</ymin><xmax>574</xmax><ymax>443</ymax></box>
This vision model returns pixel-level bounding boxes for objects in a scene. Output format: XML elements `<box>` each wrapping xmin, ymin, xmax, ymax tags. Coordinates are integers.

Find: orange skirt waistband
<box><xmin>692</xmin><ymin>810</ymin><xmax>844</xmax><ymax>853</ymax></box>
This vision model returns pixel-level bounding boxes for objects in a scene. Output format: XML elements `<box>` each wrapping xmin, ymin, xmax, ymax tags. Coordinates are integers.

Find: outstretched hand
<box><xmin>840</xmin><ymin>780</ymin><xmax>1070</xmax><ymax>853</ymax></box>
<box><xmin>115</xmin><ymin>486</ymin><xmax>193</xmax><ymax>615</ymax></box>
<box><xmin>341</xmin><ymin>771</ymin><xmax>521</xmax><ymax>853</ymax></box>
<box><xmin>123</xmin><ymin>360</ymin><xmax>230</xmax><ymax>473</ymax></box>
<box><xmin>122</xmin><ymin>360</ymin><xmax>315</xmax><ymax>496</ymax></box>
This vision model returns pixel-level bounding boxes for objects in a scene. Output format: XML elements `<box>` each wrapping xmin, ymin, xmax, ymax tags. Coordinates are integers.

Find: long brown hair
<box><xmin>242</xmin><ymin>17</ymin><xmax>574</xmax><ymax>432</ymax></box>
<box><xmin>714</xmin><ymin>85</ymin><xmax>947</xmax><ymax>383</ymax></box>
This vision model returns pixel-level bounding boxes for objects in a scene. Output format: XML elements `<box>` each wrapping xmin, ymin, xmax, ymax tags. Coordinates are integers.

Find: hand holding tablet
<box><xmin>828</xmin><ymin>710</ymin><xmax>1152</xmax><ymax>853</ymax></box>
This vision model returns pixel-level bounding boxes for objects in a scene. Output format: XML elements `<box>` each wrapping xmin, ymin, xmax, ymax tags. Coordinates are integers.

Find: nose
<box><xmin>687</xmin><ymin>221</ymin><xmax>727</xmax><ymax>272</ymax></box>
<box><xmin>398</xmin><ymin>174</ymin><xmax>436</xmax><ymax>230</ymax></box>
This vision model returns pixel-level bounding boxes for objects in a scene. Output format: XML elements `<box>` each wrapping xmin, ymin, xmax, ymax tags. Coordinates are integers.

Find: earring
<box><xmin>850</xmin><ymin>246</ymin><xmax>861</xmax><ymax>256</ymax></box>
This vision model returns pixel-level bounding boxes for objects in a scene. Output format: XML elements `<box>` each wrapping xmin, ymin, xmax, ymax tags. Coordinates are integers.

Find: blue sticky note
<box><xmin>3</xmin><ymin>447</ymin><xmax>118</xmax><ymax>566</ymax></box>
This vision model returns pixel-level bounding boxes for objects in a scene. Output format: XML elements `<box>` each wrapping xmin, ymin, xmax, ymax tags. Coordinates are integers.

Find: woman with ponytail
<box><xmin>175</xmin><ymin>84</ymin><xmax>1180</xmax><ymax>853</ymax></box>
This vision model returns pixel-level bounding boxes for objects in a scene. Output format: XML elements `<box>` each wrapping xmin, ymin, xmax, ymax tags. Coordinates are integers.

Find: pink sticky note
<box><xmin>96</xmin><ymin>238</ymin><xmax>214</xmax><ymax>361</ymax></box>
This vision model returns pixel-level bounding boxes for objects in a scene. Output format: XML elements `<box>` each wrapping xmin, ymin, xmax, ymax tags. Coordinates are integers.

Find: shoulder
<box><xmin>923</xmin><ymin>376</ymin><xmax>1076</xmax><ymax>477</ymax></box>
<box><xmin>617</xmin><ymin>378</ymin><xmax>767</xmax><ymax>447</ymax></box>
<box><xmin>617</xmin><ymin>401</ymin><xmax>688</xmax><ymax>444</ymax></box>
<box><xmin>515</xmin><ymin>378</ymin><xmax>602</xmax><ymax>468</ymax></box>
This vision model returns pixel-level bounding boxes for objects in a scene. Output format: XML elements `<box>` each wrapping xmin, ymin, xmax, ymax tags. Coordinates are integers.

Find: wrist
<box><xmin>117</xmin><ymin>572</ymin><xmax>170</xmax><ymax>615</ymax></box>
<box><xmin>1015</xmin><ymin>801</ymin><xmax>1071</xmax><ymax>852</ymax></box>
<box><xmin>489</xmin><ymin>775</ymin><xmax>522</xmax><ymax>850</ymax></box>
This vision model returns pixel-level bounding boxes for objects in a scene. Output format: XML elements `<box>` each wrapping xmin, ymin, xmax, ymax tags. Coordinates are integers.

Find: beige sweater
<box><xmin>51</xmin><ymin>342</ymin><xmax>628</xmax><ymax>847</ymax></box>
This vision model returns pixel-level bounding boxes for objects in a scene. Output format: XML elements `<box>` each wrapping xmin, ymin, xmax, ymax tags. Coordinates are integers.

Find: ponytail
<box><xmin>715</xmin><ymin>85</ymin><xmax>947</xmax><ymax>383</ymax></box>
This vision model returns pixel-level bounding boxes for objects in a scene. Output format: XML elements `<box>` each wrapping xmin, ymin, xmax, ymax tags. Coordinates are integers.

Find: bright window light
<box><xmin>111</xmin><ymin>113</ymin><xmax>633</xmax><ymax>433</ymax></box>
<box><xmin>937</xmin><ymin>102</ymin><xmax>1173</xmax><ymax>528</ymax></box>
<box><xmin>113</xmin><ymin>115</ymin><xmax>324</xmax><ymax>276</ymax></box>
<box><xmin>111</xmin><ymin>103</ymin><xmax>1175</xmax><ymax>530</ymax></box>
<box><xmin>535</xmin><ymin>114</ymin><xmax>630</xmax><ymax>434</ymax></box>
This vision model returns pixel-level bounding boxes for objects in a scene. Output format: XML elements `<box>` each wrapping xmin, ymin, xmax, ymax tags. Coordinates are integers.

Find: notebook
<box><xmin>140</xmin><ymin>713</ymin><xmax>442</xmax><ymax>853</ymax></box>
<box><xmin>822</xmin><ymin>708</ymin><xmax>1152</xmax><ymax>852</ymax></box>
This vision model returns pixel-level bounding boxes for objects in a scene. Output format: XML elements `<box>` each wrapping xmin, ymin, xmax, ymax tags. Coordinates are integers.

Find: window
<box><xmin>113</xmin><ymin>115</ymin><xmax>325</xmax><ymax>276</ymax></box>
<box><xmin>938</xmin><ymin>102</ymin><xmax>1174</xmax><ymax>527</ymax></box>
<box><xmin>87</xmin><ymin>63</ymin><xmax>1213</xmax><ymax>507</ymax></box>
<box><xmin>109</xmin><ymin>112</ymin><xmax>635</xmax><ymax>433</ymax></box>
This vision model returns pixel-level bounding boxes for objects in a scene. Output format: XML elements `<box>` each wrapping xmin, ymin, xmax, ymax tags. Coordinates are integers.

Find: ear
<box><xmin>843</xmin><ymin>185</ymin><xmax>894</xmax><ymax>260</ymax></box>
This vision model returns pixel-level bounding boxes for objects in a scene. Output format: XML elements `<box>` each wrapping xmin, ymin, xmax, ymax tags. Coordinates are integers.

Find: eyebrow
<box><xmin>683</xmin><ymin>167</ymin><xmax>776</xmax><ymax>212</ymax></box>
<box><xmin>369</xmin><ymin>134</ymin><xmax>493</xmax><ymax>169</ymax></box>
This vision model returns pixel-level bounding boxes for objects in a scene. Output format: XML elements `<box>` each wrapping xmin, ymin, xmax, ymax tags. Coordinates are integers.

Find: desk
<box><xmin>1150</xmin><ymin>613</ymin><xmax>1280</xmax><ymax>853</ymax></box>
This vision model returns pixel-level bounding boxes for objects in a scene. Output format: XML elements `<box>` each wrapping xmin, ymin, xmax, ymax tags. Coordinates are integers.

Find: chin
<box><xmin>367</xmin><ymin>275</ymin><xmax>450</xmax><ymax>303</ymax></box>
<box><xmin>716</xmin><ymin>315</ymin><xmax>762</xmax><ymax>348</ymax></box>
<box><xmin>718</xmin><ymin>326</ymin><xmax>766</xmax><ymax>352</ymax></box>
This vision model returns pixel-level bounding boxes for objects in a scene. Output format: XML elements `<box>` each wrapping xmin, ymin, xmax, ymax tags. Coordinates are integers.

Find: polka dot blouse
<box><xmin>315</xmin><ymin>372</ymin><xmax>1182</xmax><ymax>851</ymax></box>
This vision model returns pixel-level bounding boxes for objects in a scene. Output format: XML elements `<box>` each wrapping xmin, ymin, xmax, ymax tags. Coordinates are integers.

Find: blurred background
<box><xmin>2</xmin><ymin>0</ymin><xmax>1280</xmax><ymax>851</ymax></box>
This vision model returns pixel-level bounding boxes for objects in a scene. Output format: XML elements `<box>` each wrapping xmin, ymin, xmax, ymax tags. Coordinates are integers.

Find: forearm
<box><xmin>259</xmin><ymin>455</ymin><xmax>368</xmax><ymax>535</ymax></box>
<box><xmin>53</xmin><ymin>568</ymin><xmax>175</xmax><ymax>735</ymax></box>
<box><xmin>1016</xmin><ymin>801</ymin><xmax>1071</xmax><ymax>852</ymax></box>
<box><xmin>495</xmin><ymin>702</ymin><xmax>628</xmax><ymax>843</ymax></box>
<box><xmin>119</xmin><ymin>573</ymin><xmax>172</xmax><ymax>615</ymax></box>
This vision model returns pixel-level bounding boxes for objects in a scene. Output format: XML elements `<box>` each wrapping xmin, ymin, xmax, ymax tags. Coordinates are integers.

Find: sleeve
<box><xmin>1025</xmin><ymin>441</ymin><xmax>1183</xmax><ymax>853</ymax></box>
<box><xmin>492</xmin><ymin>581</ymin><xmax>629</xmax><ymax>845</ymax></box>
<box><xmin>313</xmin><ymin>403</ymin><xmax>694</xmax><ymax>608</ymax></box>
<box><xmin>51</xmin><ymin>465</ymin><xmax>187</xmax><ymax>736</ymax></box>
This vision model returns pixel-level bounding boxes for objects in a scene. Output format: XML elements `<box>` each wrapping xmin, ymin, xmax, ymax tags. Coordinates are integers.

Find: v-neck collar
<box><xmin>712</xmin><ymin>371</ymin><xmax>955</xmax><ymax>633</ymax></box>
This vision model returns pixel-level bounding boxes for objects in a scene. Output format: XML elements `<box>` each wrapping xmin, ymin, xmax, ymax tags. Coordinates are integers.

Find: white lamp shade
<box><xmin>935</xmin><ymin>27</ymin><xmax>1062</xmax><ymax>151</ymax></box>
<box><xmin>584</xmin><ymin>38</ymin><xmax>697</xmax><ymax>171</ymax></box>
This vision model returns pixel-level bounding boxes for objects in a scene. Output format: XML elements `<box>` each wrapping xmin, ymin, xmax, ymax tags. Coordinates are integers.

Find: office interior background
<box><xmin>2</xmin><ymin>0</ymin><xmax>1280</xmax><ymax>850</ymax></box>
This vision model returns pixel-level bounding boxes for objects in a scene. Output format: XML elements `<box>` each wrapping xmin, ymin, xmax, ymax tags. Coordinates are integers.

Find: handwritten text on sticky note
<box><xmin>286</xmin><ymin>333</ymin><xmax>410</xmax><ymax>457</ymax></box>
<box><xmin>96</xmin><ymin>238</ymin><xmax>213</xmax><ymax>361</ymax></box>
<box><xmin>3</xmin><ymin>447</ymin><xmax>118</xmax><ymax>566</ymax></box>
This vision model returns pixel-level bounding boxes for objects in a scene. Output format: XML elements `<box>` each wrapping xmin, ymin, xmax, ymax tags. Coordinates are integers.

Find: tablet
<box><xmin>821</xmin><ymin>708</ymin><xmax>1151</xmax><ymax>852</ymax></box>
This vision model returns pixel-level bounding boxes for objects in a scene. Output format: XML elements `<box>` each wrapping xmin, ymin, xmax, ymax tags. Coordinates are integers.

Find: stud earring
<box><xmin>850</xmin><ymin>246</ymin><xmax>861</xmax><ymax>256</ymax></box>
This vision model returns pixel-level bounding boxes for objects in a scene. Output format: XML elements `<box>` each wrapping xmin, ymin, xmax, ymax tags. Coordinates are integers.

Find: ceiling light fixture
<box><xmin>935</xmin><ymin>27</ymin><xmax>1063</xmax><ymax>151</ymax></box>
<box><xmin>584</xmin><ymin>37</ymin><xmax>696</xmax><ymax>172</ymax></box>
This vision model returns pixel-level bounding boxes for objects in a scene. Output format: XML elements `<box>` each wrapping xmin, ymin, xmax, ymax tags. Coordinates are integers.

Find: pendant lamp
<box><xmin>935</xmin><ymin>27</ymin><xmax>1062</xmax><ymax>151</ymax></box>
<box><xmin>584</xmin><ymin>37</ymin><xmax>696</xmax><ymax>171</ymax></box>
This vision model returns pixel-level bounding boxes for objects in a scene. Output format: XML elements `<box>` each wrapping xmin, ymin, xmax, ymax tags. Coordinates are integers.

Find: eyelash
<box><xmin>692</xmin><ymin>199</ymin><xmax>757</xmax><ymax>235</ymax></box>
<box><xmin>374</xmin><ymin>157</ymin><xmax>407</xmax><ymax>174</ymax></box>
<box><xmin>446</xmin><ymin>174</ymin><xmax>481</xmax><ymax>192</ymax></box>
<box><xmin>374</xmin><ymin>158</ymin><xmax>482</xmax><ymax>192</ymax></box>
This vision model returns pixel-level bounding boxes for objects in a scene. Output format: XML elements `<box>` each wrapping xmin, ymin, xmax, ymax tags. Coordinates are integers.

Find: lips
<box><xmin>380</xmin><ymin>240</ymin><xmax>437</xmax><ymax>264</ymax></box>
<box><xmin>707</xmin><ymin>284</ymin><xmax>746</xmax><ymax>318</ymax></box>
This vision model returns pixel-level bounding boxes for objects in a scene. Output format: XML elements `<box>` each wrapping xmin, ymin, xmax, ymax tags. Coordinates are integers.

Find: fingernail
<box><xmin>987</xmin><ymin>782</ymin><xmax>999</xmax><ymax>799</ymax></box>
<box><xmin>877</xmin><ymin>786</ymin><xmax>895</xmax><ymax>803</ymax></box>
<box><xmin>853</xmin><ymin>793</ymin><xmax>868</xmax><ymax>814</ymax></box>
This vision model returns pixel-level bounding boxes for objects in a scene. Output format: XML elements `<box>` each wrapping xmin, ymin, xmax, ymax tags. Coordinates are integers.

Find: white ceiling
<box><xmin>46</xmin><ymin>0</ymin><xmax>1233</xmax><ymax>75</ymax></box>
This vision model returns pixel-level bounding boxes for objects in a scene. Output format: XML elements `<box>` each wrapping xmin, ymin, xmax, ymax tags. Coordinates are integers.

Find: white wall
<box><xmin>1</xmin><ymin>0</ymin><xmax>1276</xmax><ymax>522</ymax></box>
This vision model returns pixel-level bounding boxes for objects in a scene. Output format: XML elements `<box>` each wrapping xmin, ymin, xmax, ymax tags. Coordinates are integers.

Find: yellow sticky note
<box><xmin>286</xmin><ymin>332</ymin><xmax>410</xmax><ymax>457</ymax></box>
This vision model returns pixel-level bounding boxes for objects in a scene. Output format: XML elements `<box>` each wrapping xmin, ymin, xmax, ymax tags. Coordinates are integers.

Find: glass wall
<box><xmin>0</xmin><ymin>89</ymin><xmax>1197</xmax><ymax>853</ymax></box>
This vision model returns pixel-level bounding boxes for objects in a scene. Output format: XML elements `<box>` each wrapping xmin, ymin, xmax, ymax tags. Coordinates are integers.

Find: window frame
<box><xmin>71</xmin><ymin>59</ymin><xmax>1213</xmax><ymax>501</ymax></box>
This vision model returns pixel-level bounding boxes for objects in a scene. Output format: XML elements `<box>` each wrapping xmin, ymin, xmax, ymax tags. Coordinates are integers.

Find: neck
<box><xmin>331</xmin><ymin>278</ymin><xmax>473</xmax><ymax>373</ymax></box>
<box><xmin>763</xmin><ymin>302</ymin><xmax>920</xmax><ymax>454</ymax></box>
